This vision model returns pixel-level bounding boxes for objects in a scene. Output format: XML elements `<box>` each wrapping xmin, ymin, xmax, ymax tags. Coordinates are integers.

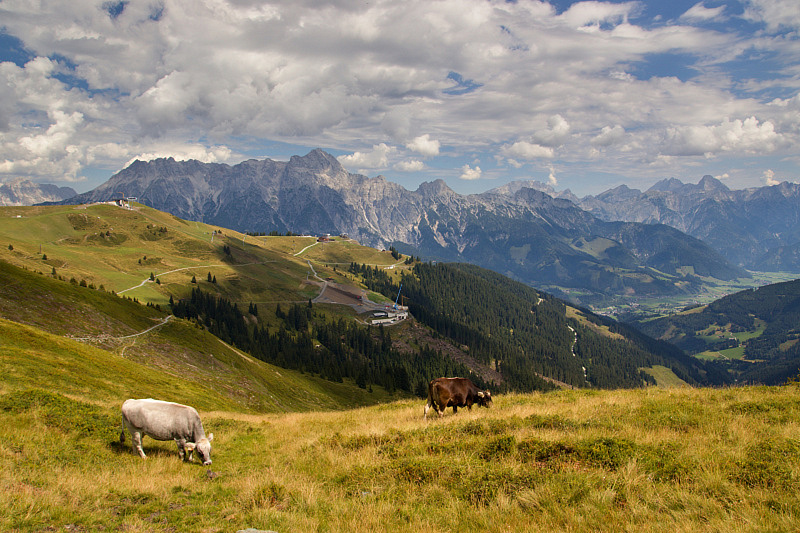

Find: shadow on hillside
<box><xmin>109</xmin><ymin>439</ymin><xmax>202</xmax><ymax>464</ymax></box>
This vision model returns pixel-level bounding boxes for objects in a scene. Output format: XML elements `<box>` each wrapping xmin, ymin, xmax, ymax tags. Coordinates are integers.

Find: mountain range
<box><xmin>579</xmin><ymin>175</ymin><xmax>800</xmax><ymax>271</ymax></box>
<box><xmin>58</xmin><ymin>149</ymin><xmax>747</xmax><ymax>305</ymax></box>
<box><xmin>0</xmin><ymin>178</ymin><xmax>76</xmax><ymax>206</ymax></box>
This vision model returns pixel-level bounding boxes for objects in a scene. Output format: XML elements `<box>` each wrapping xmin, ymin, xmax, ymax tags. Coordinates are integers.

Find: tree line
<box><xmin>171</xmin><ymin>287</ymin><xmax>484</xmax><ymax>396</ymax></box>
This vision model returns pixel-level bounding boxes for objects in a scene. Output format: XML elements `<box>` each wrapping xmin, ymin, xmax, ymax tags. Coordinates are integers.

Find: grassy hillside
<box><xmin>0</xmin><ymin>258</ymin><xmax>400</xmax><ymax>413</ymax></box>
<box><xmin>2</xmin><ymin>381</ymin><xmax>799</xmax><ymax>532</ymax></box>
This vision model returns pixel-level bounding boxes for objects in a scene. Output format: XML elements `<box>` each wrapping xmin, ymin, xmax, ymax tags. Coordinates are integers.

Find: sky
<box><xmin>1</xmin><ymin>0</ymin><xmax>799</xmax><ymax>197</ymax></box>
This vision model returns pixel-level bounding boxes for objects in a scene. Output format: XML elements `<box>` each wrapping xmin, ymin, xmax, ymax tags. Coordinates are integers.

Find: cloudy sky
<box><xmin>1</xmin><ymin>0</ymin><xmax>799</xmax><ymax>196</ymax></box>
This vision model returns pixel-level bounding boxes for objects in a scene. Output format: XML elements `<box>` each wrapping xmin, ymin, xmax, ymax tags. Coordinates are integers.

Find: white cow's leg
<box><xmin>133</xmin><ymin>431</ymin><xmax>146</xmax><ymax>459</ymax></box>
<box><xmin>175</xmin><ymin>438</ymin><xmax>186</xmax><ymax>461</ymax></box>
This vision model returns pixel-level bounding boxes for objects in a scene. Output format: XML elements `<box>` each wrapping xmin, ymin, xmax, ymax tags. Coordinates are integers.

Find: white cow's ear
<box><xmin>208</xmin><ymin>433</ymin><xmax>214</xmax><ymax>442</ymax></box>
<box><xmin>185</xmin><ymin>442</ymin><xmax>196</xmax><ymax>451</ymax></box>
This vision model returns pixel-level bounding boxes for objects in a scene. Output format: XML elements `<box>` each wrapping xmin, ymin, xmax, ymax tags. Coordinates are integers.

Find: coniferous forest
<box><xmin>349</xmin><ymin>261</ymin><xmax>720</xmax><ymax>389</ymax></box>
<box><xmin>171</xmin><ymin>287</ymin><xmax>485</xmax><ymax>397</ymax></box>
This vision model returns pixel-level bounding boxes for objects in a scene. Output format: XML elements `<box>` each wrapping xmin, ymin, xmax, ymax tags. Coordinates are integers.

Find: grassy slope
<box><xmin>1</xmin><ymin>381</ymin><xmax>799</xmax><ymax>532</ymax></box>
<box><xmin>0</xmin><ymin>217</ymin><xmax>402</xmax><ymax>413</ymax></box>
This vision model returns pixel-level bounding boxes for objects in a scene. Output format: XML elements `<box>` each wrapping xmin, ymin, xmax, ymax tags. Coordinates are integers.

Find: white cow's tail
<box><xmin>119</xmin><ymin>414</ymin><xmax>126</xmax><ymax>443</ymax></box>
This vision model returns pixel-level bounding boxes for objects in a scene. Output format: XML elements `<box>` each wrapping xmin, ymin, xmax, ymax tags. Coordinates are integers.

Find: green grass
<box><xmin>640</xmin><ymin>365</ymin><xmax>688</xmax><ymax>387</ymax></box>
<box><xmin>0</xmin><ymin>204</ymin><xmax>332</xmax><ymax>309</ymax></box>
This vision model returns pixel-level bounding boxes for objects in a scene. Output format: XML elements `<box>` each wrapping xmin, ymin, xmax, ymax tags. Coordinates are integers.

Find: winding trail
<box><xmin>70</xmin><ymin>315</ymin><xmax>174</xmax><ymax>342</ymax></box>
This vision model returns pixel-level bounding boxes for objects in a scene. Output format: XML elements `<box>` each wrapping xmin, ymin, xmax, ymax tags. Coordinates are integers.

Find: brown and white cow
<box><xmin>120</xmin><ymin>399</ymin><xmax>214</xmax><ymax>464</ymax></box>
<box><xmin>423</xmin><ymin>377</ymin><xmax>492</xmax><ymax>419</ymax></box>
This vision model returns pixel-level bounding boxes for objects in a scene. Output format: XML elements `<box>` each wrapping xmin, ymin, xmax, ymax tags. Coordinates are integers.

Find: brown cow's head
<box><xmin>477</xmin><ymin>390</ymin><xmax>493</xmax><ymax>408</ymax></box>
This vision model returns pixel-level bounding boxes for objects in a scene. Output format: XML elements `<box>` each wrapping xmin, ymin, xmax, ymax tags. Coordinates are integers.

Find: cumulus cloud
<box><xmin>125</xmin><ymin>145</ymin><xmax>234</xmax><ymax>167</ymax></box>
<box><xmin>459</xmin><ymin>164</ymin><xmax>482</xmax><ymax>180</ymax></box>
<box><xmin>556</xmin><ymin>1</ymin><xmax>636</xmax><ymax>28</ymax></box>
<box><xmin>337</xmin><ymin>143</ymin><xmax>395</xmax><ymax>170</ymax></box>
<box><xmin>533</xmin><ymin>115</ymin><xmax>571</xmax><ymax>147</ymax></box>
<box><xmin>591</xmin><ymin>125</ymin><xmax>626</xmax><ymax>147</ymax></box>
<box><xmin>501</xmin><ymin>141</ymin><xmax>555</xmax><ymax>161</ymax></box>
<box><xmin>394</xmin><ymin>159</ymin><xmax>425</xmax><ymax>172</ymax></box>
<box><xmin>763</xmin><ymin>169</ymin><xmax>779</xmax><ymax>186</ymax></box>
<box><xmin>547</xmin><ymin>165</ymin><xmax>558</xmax><ymax>188</ymax></box>
<box><xmin>662</xmin><ymin>117</ymin><xmax>782</xmax><ymax>157</ymax></box>
<box><xmin>406</xmin><ymin>134</ymin><xmax>440</xmax><ymax>157</ymax></box>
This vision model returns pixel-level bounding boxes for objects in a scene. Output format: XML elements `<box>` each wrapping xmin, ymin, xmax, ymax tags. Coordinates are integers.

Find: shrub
<box><xmin>576</xmin><ymin>437</ymin><xmax>636</xmax><ymax>470</ymax></box>
<box><xmin>731</xmin><ymin>437</ymin><xmax>800</xmax><ymax>488</ymax></box>
<box><xmin>518</xmin><ymin>438</ymin><xmax>576</xmax><ymax>464</ymax></box>
<box><xmin>479</xmin><ymin>434</ymin><xmax>517</xmax><ymax>460</ymax></box>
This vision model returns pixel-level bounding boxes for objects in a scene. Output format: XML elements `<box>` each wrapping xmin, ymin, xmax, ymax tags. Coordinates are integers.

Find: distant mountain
<box><xmin>634</xmin><ymin>278</ymin><xmax>800</xmax><ymax>385</ymax></box>
<box><xmin>579</xmin><ymin>176</ymin><xmax>800</xmax><ymax>271</ymax></box>
<box><xmin>1</xmin><ymin>178</ymin><xmax>76</xmax><ymax>206</ymax></box>
<box><xmin>60</xmin><ymin>150</ymin><xmax>747</xmax><ymax>304</ymax></box>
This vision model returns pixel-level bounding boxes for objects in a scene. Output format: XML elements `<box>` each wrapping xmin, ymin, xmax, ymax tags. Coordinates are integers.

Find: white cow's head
<box><xmin>186</xmin><ymin>433</ymin><xmax>214</xmax><ymax>465</ymax></box>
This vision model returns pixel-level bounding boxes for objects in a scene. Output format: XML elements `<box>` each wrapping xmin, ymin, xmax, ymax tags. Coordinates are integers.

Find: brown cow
<box><xmin>423</xmin><ymin>377</ymin><xmax>492</xmax><ymax>419</ymax></box>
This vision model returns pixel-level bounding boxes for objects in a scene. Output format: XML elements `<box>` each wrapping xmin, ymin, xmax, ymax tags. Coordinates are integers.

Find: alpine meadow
<box><xmin>1</xmin><ymin>202</ymin><xmax>799</xmax><ymax>532</ymax></box>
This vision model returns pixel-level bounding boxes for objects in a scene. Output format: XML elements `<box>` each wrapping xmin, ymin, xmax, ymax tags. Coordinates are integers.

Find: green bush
<box><xmin>731</xmin><ymin>437</ymin><xmax>800</xmax><ymax>488</ymax></box>
<box><xmin>479</xmin><ymin>434</ymin><xmax>516</xmax><ymax>460</ymax></box>
<box><xmin>576</xmin><ymin>437</ymin><xmax>636</xmax><ymax>470</ymax></box>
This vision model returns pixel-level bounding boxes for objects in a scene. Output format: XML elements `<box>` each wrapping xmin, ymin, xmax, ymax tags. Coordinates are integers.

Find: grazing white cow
<box><xmin>120</xmin><ymin>399</ymin><xmax>214</xmax><ymax>465</ymax></box>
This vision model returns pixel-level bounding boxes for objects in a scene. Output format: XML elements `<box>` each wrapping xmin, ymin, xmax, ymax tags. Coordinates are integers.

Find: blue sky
<box><xmin>1</xmin><ymin>0</ymin><xmax>799</xmax><ymax>196</ymax></box>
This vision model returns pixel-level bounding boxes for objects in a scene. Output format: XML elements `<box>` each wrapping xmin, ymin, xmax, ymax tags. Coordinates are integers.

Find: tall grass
<box><xmin>2</xmin><ymin>385</ymin><xmax>798</xmax><ymax>532</ymax></box>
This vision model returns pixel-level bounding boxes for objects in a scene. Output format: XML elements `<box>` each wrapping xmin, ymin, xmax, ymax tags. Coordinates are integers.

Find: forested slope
<box><xmin>350</xmin><ymin>261</ymin><xmax>723</xmax><ymax>389</ymax></box>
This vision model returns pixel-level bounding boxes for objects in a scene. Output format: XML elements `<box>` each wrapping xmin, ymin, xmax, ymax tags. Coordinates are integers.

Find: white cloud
<box><xmin>337</xmin><ymin>143</ymin><xmax>396</xmax><ymax>170</ymax></box>
<box><xmin>591</xmin><ymin>125</ymin><xmax>626</xmax><ymax>147</ymax></box>
<box><xmin>501</xmin><ymin>141</ymin><xmax>555</xmax><ymax>161</ymax></box>
<box><xmin>547</xmin><ymin>165</ymin><xmax>558</xmax><ymax>188</ymax></box>
<box><xmin>662</xmin><ymin>117</ymin><xmax>783</xmax><ymax>156</ymax></box>
<box><xmin>125</xmin><ymin>145</ymin><xmax>234</xmax><ymax>167</ymax></box>
<box><xmin>680</xmin><ymin>3</ymin><xmax>726</xmax><ymax>22</ymax></box>
<box><xmin>743</xmin><ymin>0</ymin><xmax>800</xmax><ymax>31</ymax></box>
<box><xmin>459</xmin><ymin>164</ymin><xmax>482</xmax><ymax>180</ymax></box>
<box><xmin>763</xmin><ymin>169</ymin><xmax>779</xmax><ymax>186</ymax></box>
<box><xmin>533</xmin><ymin>115</ymin><xmax>571</xmax><ymax>147</ymax></box>
<box><xmin>394</xmin><ymin>160</ymin><xmax>425</xmax><ymax>172</ymax></box>
<box><xmin>406</xmin><ymin>134</ymin><xmax>440</xmax><ymax>157</ymax></box>
<box><xmin>556</xmin><ymin>1</ymin><xmax>636</xmax><ymax>28</ymax></box>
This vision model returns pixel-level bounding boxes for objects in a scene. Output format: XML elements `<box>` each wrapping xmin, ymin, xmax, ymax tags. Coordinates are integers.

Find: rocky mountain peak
<box><xmin>698</xmin><ymin>175</ymin><xmax>728</xmax><ymax>193</ymax></box>
<box><xmin>416</xmin><ymin>179</ymin><xmax>455</xmax><ymax>198</ymax></box>
<box><xmin>289</xmin><ymin>149</ymin><xmax>342</xmax><ymax>173</ymax></box>
<box><xmin>647</xmin><ymin>177</ymin><xmax>685</xmax><ymax>193</ymax></box>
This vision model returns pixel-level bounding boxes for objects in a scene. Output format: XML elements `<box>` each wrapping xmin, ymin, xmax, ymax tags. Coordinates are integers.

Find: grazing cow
<box><xmin>120</xmin><ymin>399</ymin><xmax>214</xmax><ymax>465</ymax></box>
<box><xmin>424</xmin><ymin>377</ymin><xmax>492</xmax><ymax>419</ymax></box>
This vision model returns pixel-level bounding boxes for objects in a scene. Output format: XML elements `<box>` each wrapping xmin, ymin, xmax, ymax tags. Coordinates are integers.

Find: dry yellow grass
<box><xmin>2</xmin><ymin>385</ymin><xmax>799</xmax><ymax>532</ymax></box>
